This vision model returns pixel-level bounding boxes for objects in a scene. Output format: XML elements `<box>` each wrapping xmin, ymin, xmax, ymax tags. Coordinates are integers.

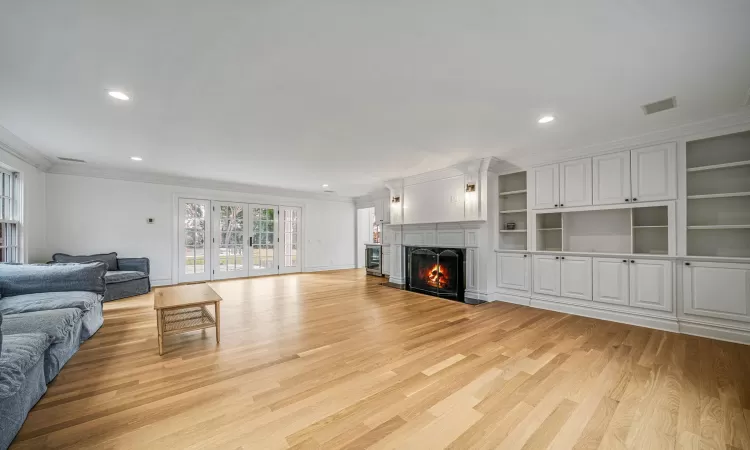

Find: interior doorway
<box><xmin>356</xmin><ymin>207</ymin><xmax>375</xmax><ymax>268</ymax></box>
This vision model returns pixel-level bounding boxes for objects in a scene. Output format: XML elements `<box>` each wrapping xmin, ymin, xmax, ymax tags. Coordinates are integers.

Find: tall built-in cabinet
<box><xmin>492</xmin><ymin>129</ymin><xmax>750</xmax><ymax>343</ymax></box>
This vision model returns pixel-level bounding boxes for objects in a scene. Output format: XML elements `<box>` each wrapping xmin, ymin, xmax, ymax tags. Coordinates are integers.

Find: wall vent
<box><xmin>57</xmin><ymin>156</ymin><xmax>87</xmax><ymax>163</ymax></box>
<box><xmin>641</xmin><ymin>96</ymin><xmax>677</xmax><ymax>115</ymax></box>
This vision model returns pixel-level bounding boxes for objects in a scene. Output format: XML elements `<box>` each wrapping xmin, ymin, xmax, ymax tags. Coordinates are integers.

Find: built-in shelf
<box><xmin>499</xmin><ymin>209</ymin><xmax>527</xmax><ymax>214</ymax></box>
<box><xmin>688</xmin><ymin>225</ymin><xmax>750</xmax><ymax>230</ymax></box>
<box><xmin>687</xmin><ymin>160</ymin><xmax>750</xmax><ymax>173</ymax></box>
<box><xmin>633</xmin><ymin>225</ymin><xmax>668</xmax><ymax>229</ymax></box>
<box><xmin>499</xmin><ymin>189</ymin><xmax>527</xmax><ymax>196</ymax></box>
<box><xmin>499</xmin><ymin>229</ymin><xmax>527</xmax><ymax>233</ymax></box>
<box><xmin>687</xmin><ymin>192</ymin><xmax>750</xmax><ymax>200</ymax></box>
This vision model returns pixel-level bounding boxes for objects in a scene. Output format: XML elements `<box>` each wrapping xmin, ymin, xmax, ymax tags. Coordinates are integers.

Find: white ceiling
<box><xmin>1</xmin><ymin>1</ymin><xmax>749</xmax><ymax>197</ymax></box>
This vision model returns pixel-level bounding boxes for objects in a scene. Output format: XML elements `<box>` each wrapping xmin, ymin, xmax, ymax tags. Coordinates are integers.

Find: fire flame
<box><xmin>423</xmin><ymin>263</ymin><xmax>449</xmax><ymax>288</ymax></box>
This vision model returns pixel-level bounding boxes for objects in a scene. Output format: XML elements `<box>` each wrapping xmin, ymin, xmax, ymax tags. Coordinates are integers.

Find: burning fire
<box><xmin>423</xmin><ymin>263</ymin><xmax>450</xmax><ymax>288</ymax></box>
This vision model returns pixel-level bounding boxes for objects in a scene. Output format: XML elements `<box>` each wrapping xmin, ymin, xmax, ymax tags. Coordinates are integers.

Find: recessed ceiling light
<box><xmin>538</xmin><ymin>116</ymin><xmax>555</xmax><ymax>124</ymax></box>
<box><xmin>130</xmin><ymin>156</ymin><xmax>142</xmax><ymax>161</ymax></box>
<box><xmin>322</xmin><ymin>184</ymin><xmax>329</xmax><ymax>188</ymax></box>
<box><xmin>108</xmin><ymin>91</ymin><xmax>130</xmax><ymax>101</ymax></box>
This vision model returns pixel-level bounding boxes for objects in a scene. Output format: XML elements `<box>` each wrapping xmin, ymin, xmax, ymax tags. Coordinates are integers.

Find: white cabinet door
<box><xmin>496</xmin><ymin>252</ymin><xmax>530</xmax><ymax>292</ymax></box>
<box><xmin>683</xmin><ymin>261</ymin><xmax>750</xmax><ymax>322</ymax></box>
<box><xmin>532</xmin><ymin>164</ymin><xmax>559</xmax><ymax>209</ymax></box>
<box><xmin>373</xmin><ymin>200</ymin><xmax>384</xmax><ymax>223</ymax></box>
<box><xmin>533</xmin><ymin>255</ymin><xmax>561</xmax><ymax>296</ymax></box>
<box><xmin>592</xmin><ymin>151</ymin><xmax>631</xmax><ymax>205</ymax></box>
<box><xmin>559</xmin><ymin>159</ymin><xmax>592</xmax><ymax>207</ymax></box>
<box><xmin>593</xmin><ymin>257</ymin><xmax>630</xmax><ymax>306</ymax></box>
<box><xmin>560</xmin><ymin>256</ymin><xmax>593</xmax><ymax>300</ymax></box>
<box><xmin>630</xmin><ymin>143</ymin><xmax>677</xmax><ymax>203</ymax></box>
<box><xmin>382</xmin><ymin>248</ymin><xmax>391</xmax><ymax>276</ymax></box>
<box><xmin>381</xmin><ymin>199</ymin><xmax>390</xmax><ymax>223</ymax></box>
<box><xmin>629</xmin><ymin>259</ymin><xmax>672</xmax><ymax>312</ymax></box>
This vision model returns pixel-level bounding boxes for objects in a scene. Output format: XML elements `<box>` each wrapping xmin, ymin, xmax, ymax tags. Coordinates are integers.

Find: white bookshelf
<box><xmin>498</xmin><ymin>172</ymin><xmax>528</xmax><ymax>250</ymax></box>
<box><xmin>533</xmin><ymin>204</ymin><xmax>670</xmax><ymax>255</ymax></box>
<box><xmin>686</xmin><ymin>130</ymin><xmax>750</xmax><ymax>258</ymax></box>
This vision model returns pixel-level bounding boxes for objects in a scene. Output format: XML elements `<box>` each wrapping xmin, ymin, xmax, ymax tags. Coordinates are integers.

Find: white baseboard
<box><xmin>150</xmin><ymin>278</ymin><xmax>172</xmax><ymax>287</ymax></box>
<box><xmin>304</xmin><ymin>264</ymin><xmax>356</xmax><ymax>273</ymax></box>
<box><xmin>488</xmin><ymin>292</ymin><xmax>531</xmax><ymax>306</ymax></box>
<box><xmin>465</xmin><ymin>290</ymin><xmax>489</xmax><ymax>302</ymax></box>
<box><xmin>530</xmin><ymin>298</ymin><xmax>680</xmax><ymax>332</ymax></box>
<box><xmin>679</xmin><ymin>320</ymin><xmax>750</xmax><ymax>345</ymax></box>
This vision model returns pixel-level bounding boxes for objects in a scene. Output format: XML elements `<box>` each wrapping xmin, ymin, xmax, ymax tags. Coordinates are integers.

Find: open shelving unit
<box><xmin>686</xmin><ymin>130</ymin><xmax>750</xmax><ymax>258</ymax></box>
<box><xmin>533</xmin><ymin>204</ymin><xmax>671</xmax><ymax>255</ymax></box>
<box><xmin>498</xmin><ymin>172</ymin><xmax>528</xmax><ymax>250</ymax></box>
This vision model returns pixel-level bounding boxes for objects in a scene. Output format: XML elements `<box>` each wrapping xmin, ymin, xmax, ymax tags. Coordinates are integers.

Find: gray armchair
<box><xmin>51</xmin><ymin>253</ymin><xmax>151</xmax><ymax>302</ymax></box>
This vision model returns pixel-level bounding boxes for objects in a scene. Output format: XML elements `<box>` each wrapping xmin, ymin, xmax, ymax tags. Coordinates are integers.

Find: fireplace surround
<box><xmin>405</xmin><ymin>246</ymin><xmax>465</xmax><ymax>303</ymax></box>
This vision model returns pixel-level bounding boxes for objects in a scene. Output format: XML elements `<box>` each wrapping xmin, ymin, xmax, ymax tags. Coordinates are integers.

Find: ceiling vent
<box><xmin>323</xmin><ymin>190</ymin><xmax>335</xmax><ymax>194</ymax></box>
<box><xmin>57</xmin><ymin>156</ymin><xmax>87</xmax><ymax>163</ymax></box>
<box><xmin>641</xmin><ymin>97</ymin><xmax>677</xmax><ymax>115</ymax></box>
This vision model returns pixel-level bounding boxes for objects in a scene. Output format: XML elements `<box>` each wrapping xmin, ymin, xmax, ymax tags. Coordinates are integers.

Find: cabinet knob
<box><xmin>625</xmin><ymin>199</ymin><xmax>629</xmax><ymax>202</ymax></box>
<box><xmin>632</xmin><ymin>198</ymin><xmax>638</xmax><ymax>202</ymax></box>
<box><xmin>685</xmin><ymin>262</ymin><xmax>691</xmax><ymax>266</ymax></box>
<box><xmin>523</xmin><ymin>254</ymin><xmax>527</xmax><ymax>258</ymax></box>
<box><xmin>622</xmin><ymin>259</ymin><xmax>627</xmax><ymax>263</ymax></box>
<box><xmin>560</xmin><ymin>203</ymin><xmax>564</xmax><ymax>207</ymax></box>
<box><xmin>555</xmin><ymin>256</ymin><xmax>560</xmax><ymax>260</ymax></box>
<box><xmin>554</xmin><ymin>204</ymin><xmax>558</xmax><ymax>207</ymax></box>
<box><xmin>561</xmin><ymin>256</ymin><xmax>565</xmax><ymax>260</ymax></box>
<box><xmin>630</xmin><ymin>260</ymin><xmax>635</xmax><ymax>263</ymax></box>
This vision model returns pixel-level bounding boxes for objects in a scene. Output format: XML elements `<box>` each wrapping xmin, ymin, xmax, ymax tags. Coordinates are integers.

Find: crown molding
<box><xmin>0</xmin><ymin>125</ymin><xmax>53</xmax><ymax>170</ymax></box>
<box><xmin>510</xmin><ymin>109</ymin><xmax>750</xmax><ymax>168</ymax></box>
<box><xmin>47</xmin><ymin>163</ymin><xmax>355</xmax><ymax>203</ymax></box>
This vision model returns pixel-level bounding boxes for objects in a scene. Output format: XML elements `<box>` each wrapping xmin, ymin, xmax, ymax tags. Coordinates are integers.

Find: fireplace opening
<box><xmin>405</xmin><ymin>246</ymin><xmax>465</xmax><ymax>303</ymax></box>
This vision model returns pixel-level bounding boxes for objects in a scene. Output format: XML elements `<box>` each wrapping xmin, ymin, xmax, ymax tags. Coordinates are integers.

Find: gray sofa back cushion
<box><xmin>0</xmin><ymin>263</ymin><xmax>107</xmax><ymax>297</ymax></box>
<box><xmin>52</xmin><ymin>252</ymin><xmax>119</xmax><ymax>271</ymax></box>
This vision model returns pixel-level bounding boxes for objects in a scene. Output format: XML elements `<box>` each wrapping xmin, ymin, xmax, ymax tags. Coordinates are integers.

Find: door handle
<box><xmin>248</xmin><ymin>237</ymin><xmax>253</xmax><ymax>246</ymax></box>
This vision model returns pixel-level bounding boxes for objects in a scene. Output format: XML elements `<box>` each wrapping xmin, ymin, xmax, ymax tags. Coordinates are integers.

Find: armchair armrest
<box><xmin>117</xmin><ymin>257</ymin><xmax>150</xmax><ymax>275</ymax></box>
<box><xmin>0</xmin><ymin>262</ymin><xmax>107</xmax><ymax>296</ymax></box>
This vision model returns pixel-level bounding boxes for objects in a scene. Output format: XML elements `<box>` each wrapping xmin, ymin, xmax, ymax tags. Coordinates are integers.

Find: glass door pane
<box><xmin>249</xmin><ymin>205</ymin><xmax>278</xmax><ymax>276</ymax></box>
<box><xmin>178</xmin><ymin>198</ymin><xmax>211</xmax><ymax>283</ymax></box>
<box><xmin>279</xmin><ymin>206</ymin><xmax>301</xmax><ymax>274</ymax></box>
<box><xmin>213</xmin><ymin>202</ymin><xmax>249</xmax><ymax>280</ymax></box>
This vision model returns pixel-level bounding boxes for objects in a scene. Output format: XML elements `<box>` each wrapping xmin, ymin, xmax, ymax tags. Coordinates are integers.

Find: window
<box><xmin>0</xmin><ymin>169</ymin><xmax>19</xmax><ymax>262</ymax></box>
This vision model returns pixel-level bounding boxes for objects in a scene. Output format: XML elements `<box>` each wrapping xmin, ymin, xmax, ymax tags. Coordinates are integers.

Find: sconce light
<box><xmin>391</xmin><ymin>196</ymin><xmax>400</xmax><ymax>203</ymax></box>
<box><xmin>465</xmin><ymin>183</ymin><xmax>476</xmax><ymax>193</ymax></box>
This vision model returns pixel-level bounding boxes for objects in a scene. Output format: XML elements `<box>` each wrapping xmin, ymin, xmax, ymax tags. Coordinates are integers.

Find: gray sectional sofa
<box><xmin>0</xmin><ymin>262</ymin><xmax>107</xmax><ymax>449</ymax></box>
<box><xmin>51</xmin><ymin>252</ymin><xmax>150</xmax><ymax>302</ymax></box>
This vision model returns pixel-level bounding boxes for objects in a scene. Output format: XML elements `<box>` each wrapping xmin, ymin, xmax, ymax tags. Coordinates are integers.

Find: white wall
<box><xmin>45</xmin><ymin>173</ymin><xmax>355</xmax><ymax>285</ymax></box>
<box><xmin>0</xmin><ymin>147</ymin><xmax>47</xmax><ymax>262</ymax></box>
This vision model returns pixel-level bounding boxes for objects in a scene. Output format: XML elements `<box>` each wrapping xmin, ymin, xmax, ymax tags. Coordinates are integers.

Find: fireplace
<box><xmin>405</xmin><ymin>246</ymin><xmax>465</xmax><ymax>303</ymax></box>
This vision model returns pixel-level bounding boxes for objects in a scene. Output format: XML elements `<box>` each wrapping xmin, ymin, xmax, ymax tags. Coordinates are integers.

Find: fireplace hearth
<box><xmin>405</xmin><ymin>246</ymin><xmax>465</xmax><ymax>303</ymax></box>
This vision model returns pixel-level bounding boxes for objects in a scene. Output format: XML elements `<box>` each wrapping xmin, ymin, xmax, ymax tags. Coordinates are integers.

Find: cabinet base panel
<box><xmin>488</xmin><ymin>292</ymin><xmax>531</xmax><ymax>306</ymax></box>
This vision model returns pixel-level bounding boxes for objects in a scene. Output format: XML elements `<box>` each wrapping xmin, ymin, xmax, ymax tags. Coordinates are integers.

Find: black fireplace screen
<box><xmin>405</xmin><ymin>247</ymin><xmax>465</xmax><ymax>302</ymax></box>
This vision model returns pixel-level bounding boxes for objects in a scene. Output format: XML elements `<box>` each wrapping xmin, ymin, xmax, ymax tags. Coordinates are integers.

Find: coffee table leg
<box><xmin>156</xmin><ymin>310</ymin><xmax>164</xmax><ymax>355</ymax></box>
<box><xmin>215</xmin><ymin>301</ymin><xmax>221</xmax><ymax>344</ymax></box>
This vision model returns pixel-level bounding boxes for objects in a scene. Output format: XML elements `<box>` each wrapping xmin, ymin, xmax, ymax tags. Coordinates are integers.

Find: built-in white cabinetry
<box><xmin>533</xmin><ymin>142</ymin><xmax>676</xmax><ymax>210</ymax></box>
<box><xmin>559</xmin><ymin>159</ymin><xmax>593</xmax><ymax>207</ymax></box>
<box><xmin>559</xmin><ymin>256</ymin><xmax>593</xmax><ymax>300</ymax></box>
<box><xmin>496</xmin><ymin>252</ymin><xmax>530</xmax><ymax>292</ymax></box>
<box><xmin>593</xmin><ymin>258</ymin><xmax>630</xmax><ymax>306</ymax></box>
<box><xmin>683</xmin><ymin>261</ymin><xmax>750</xmax><ymax>322</ymax></box>
<box><xmin>533</xmin><ymin>255</ymin><xmax>561</xmax><ymax>296</ymax></box>
<box><xmin>382</xmin><ymin>247</ymin><xmax>391</xmax><ymax>276</ymax></box>
<box><xmin>631</xmin><ymin>143</ymin><xmax>677</xmax><ymax>203</ymax></box>
<box><xmin>629</xmin><ymin>259</ymin><xmax>672</xmax><ymax>312</ymax></box>
<box><xmin>532</xmin><ymin>165</ymin><xmax>559</xmax><ymax>209</ymax></box>
<box><xmin>592</xmin><ymin>151</ymin><xmax>631</xmax><ymax>205</ymax></box>
<box><xmin>373</xmin><ymin>198</ymin><xmax>390</xmax><ymax>224</ymax></box>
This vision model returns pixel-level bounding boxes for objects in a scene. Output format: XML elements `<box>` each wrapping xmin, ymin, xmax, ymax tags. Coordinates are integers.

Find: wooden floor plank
<box><xmin>9</xmin><ymin>269</ymin><xmax>750</xmax><ymax>449</ymax></box>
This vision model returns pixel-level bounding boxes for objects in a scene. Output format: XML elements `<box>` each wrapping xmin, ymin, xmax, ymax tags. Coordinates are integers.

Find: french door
<box><xmin>178</xmin><ymin>198</ymin><xmax>212</xmax><ymax>283</ymax></box>
<box><xmin>179</xmin><ymin>199</ymin><xmax>301</xmax><ymax>282</ymax></box>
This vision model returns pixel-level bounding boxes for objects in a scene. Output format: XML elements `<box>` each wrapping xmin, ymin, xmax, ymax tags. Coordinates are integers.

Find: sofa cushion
<box><xmin>1</xmin><ymin>309</ymin><xmax>84</xmax><ymax>343</ymax></box>
<box><xmin>0</xmin><ymin>262</ymin><xmax>107</xmax><ymax>297</ymax></box>
<box><xmin>0</xmin><ymin>291</ymin><xmax>102</xmax><ymax>315</ymax></box>
<box><xmin>52</xmin><ymin>252</ymin><xmax>119</xmax><ymax>271</ymax></box>
<box><xmin>105</xmin><ymin>270</ymin><xmax>149</xmax><ymax>284</ymax></box>
<box><xmin>0</xmin><ymin>333</ymin><xmax>50</xmax><ymax>400</ymax></box>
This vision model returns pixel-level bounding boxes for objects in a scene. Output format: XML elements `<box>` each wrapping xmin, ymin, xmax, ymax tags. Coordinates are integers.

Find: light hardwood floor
<box><xmin>12</xmin><ymin>269</ymin><xmax>750</xmax><ymax>449</ymax></box>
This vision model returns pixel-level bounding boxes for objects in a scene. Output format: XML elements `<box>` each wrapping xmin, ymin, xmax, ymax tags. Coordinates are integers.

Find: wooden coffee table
<box><xmin>153</xmin><ymin>283</ymin><xmax>222</xmax><ymax>355</ymax></box>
